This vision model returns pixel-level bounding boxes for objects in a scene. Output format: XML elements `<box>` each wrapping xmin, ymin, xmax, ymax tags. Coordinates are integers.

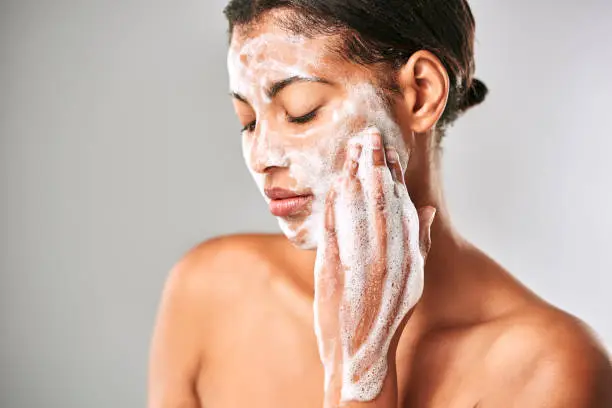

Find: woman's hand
<box><xmin>314</xmin><ymin>128</ymin><xmax>436</xmax><ymax>407</ymax></box>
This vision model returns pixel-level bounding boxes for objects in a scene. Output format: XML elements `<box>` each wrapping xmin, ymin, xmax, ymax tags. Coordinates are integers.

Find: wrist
<box><xmin>324</xmin><ymin>362</ymin><xmax>398</xmax><ymax>408</ymax></box>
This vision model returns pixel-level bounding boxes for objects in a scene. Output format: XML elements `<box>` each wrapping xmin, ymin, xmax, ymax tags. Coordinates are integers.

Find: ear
<box><xmin>397</xmin><ymin>50</ymin><xmax>450</xmax><ymax>134</ymax></box>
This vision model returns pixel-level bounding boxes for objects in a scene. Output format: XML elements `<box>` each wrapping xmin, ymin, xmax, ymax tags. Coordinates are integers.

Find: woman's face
<box><xmin>227</xmin><ymin>15</ymin><xmax>410</xmax><ymax>250</ymax></box>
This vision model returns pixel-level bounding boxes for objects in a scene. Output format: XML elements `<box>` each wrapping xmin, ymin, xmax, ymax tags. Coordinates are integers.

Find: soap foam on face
<box><xmin>228</xmin><ymin>32</ymin><xmax>424</xmax><ymax>404</ymax></box>
<box><xmin>228</xmin><ymin>33</ymin><xmax>409</xmax><ymax>249</ymax></box>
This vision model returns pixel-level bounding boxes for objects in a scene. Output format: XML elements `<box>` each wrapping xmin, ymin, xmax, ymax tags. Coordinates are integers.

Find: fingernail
<box><xmin>370</xmin><ymin>132</ymin><xmax>382</xmax><ymax>150</ymax></box>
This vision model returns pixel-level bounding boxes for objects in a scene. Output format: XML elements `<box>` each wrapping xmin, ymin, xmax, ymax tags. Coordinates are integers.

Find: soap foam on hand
<box><xmin>314</xmin><ymin>128</ymin><xmax>424</xmax><ymax>404</ymax></box>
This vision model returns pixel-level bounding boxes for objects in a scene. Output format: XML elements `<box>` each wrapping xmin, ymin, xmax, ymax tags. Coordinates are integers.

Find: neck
<box><xmin>402</xmin><ymin>133</ymin><xmax>469</xmax><ymax>333</ymax></box>
<box><xmin>405</xmin><ymin>133</ymin><xmax>463</xmax><ymax>258</ymax></box>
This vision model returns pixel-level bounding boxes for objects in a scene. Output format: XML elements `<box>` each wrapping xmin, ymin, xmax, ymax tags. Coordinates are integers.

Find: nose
<box><xmin>246</xmin><ymin>120</ymin><xmax>288</xmax><ymax>174</ymax></box>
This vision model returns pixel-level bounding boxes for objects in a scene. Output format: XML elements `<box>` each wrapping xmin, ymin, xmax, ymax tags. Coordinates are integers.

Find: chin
<box><xmin>278</xmin><ymin>216</ymin><xmax>320</xmax><ymax>251</ymax></box>
<box><xmin>289</xmin><ymin>235</ymin><xmax>318</xmax><ymax>251</ymax></box>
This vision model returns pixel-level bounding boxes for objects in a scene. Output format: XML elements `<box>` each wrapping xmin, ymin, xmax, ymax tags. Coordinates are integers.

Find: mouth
<box><xmin>265</xmin><ymin>187</ymin><xmax>314</xmax><ymax>217</ymax></box>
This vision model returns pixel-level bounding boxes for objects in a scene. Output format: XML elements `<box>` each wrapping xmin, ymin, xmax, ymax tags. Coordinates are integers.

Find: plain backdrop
<box><xmin>1</xmin><ymin>0</ymin><xmax>611</xmax><ymax>407</ymax></box>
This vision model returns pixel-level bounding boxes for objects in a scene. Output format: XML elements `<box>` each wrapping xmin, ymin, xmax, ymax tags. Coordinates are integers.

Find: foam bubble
<box><xmin>229</xmin><ymin>32</ymin><xmax>424</xmax><ymax>403</ymax></box>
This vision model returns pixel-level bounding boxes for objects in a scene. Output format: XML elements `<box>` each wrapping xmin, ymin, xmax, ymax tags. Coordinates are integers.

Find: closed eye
<box><xmin>241</xmin><ymin>120</ymin><xmax>256</xmax><ymax>133</ymax></box>
<box><xmin>287</xmin><ymin>108</ymin><xmax>319</xmax><ymax>124</ymax></box>
<box><xmin>241</xmin><ymin>108</ymin><xmax>319</xmax><ymax>134</ymax></box>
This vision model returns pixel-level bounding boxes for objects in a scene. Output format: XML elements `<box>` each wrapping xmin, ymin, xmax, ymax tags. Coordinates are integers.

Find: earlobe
<box><xmin>397</xmin><ymin>50</ymin><xmax>450</xmax><ymax>134</ymax></box>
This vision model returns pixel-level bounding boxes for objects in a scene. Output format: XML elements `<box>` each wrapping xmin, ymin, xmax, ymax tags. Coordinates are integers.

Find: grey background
<box><xmin>1</xmin><ymin>0</ymin><xmax>611</xmax><ymax>407</ymax></box>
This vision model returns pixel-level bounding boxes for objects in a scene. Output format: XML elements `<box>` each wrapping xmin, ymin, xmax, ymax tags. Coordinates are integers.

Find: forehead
<box><xmin>229</xmin><ymin>10</ymin><xmax>335</xmax><ymax>62</ymax></box>
<box><xmin>226</xmin><ymin>13</ymin><xmax>348</xmax><ymax>91</ymax></box>
<box><xmin>229</xmin><ymin>33</ymin><xmax>326</xmax><ymax>73</ymax></box>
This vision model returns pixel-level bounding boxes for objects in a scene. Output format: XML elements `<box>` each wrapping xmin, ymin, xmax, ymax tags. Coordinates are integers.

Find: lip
<box><xmin>265</xmin><ymin>187</ymin><xmax>313</xmax><ymax>217</ymax></box>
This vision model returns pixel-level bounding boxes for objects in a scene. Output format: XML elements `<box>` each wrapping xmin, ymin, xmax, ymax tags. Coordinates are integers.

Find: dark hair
<box><xmin>224</xmin><ymin>0</ymin><xmax>488</xmax><ymax>139</ymax></box>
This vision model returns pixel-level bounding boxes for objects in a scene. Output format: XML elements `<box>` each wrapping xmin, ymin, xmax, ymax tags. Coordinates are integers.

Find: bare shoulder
<box><xmin>176</xmin><ymin>233</ymin><xmax>288</xmax><ymax>271</ymax></box>
<box><xmin>158</xmin><ymin>232</ymin><xmax>316</xmax><ymax>320</ymax></box>
<box><xmin>484</xmin><ymin>303</ymin><xmax>612</xmax><ymax>406</ymax></box>
<box><xmin>153</xmin><ymin>232</ymin><xmax>314</xmax><ymax>363</ymax></box>
<box><xmin>148</xmin><ymin>234</ymin><xmax>298</xmax><ymax>406</ymax></box>
<box><xmin>164</xmin><ymin>233</ymin><xmax>297</xmax><ymax>305</ymax></box>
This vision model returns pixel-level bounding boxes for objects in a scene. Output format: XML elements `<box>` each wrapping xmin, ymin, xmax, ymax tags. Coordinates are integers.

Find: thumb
<box><xmin>417</xmin><ymin>206</ymin><xmax>437</xmax><ymax>260</ymax></box>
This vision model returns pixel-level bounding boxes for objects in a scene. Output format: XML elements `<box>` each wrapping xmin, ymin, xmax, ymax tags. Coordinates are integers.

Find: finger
<box><xmin>339</xmin><ymin>144</ymin><xmax>366</xmax><ymax>357</ymax></box>
<box><xmin>346</xmin><ymin>143</ymin><xmax>363</xmax><ymax>196</ymax></box>
<box><xmin>373</xmin><ymin>209</ymin><xmax>414</xmax><ymax>349</ymax></box>
<box><xmin>316</xmin><ymin>186</ymin><xmax>344</xmax><ymax>316</ymax></box>
<box><xmin>372</xmin><ymin>167</ymin><xmax>388</xmax><ymax>246</ymax></box>
<box><xmin>370</xmin><ymin>137</ymin><xmax>388</xmax><ymax>266</ymax></box>
<box><xmin>399</xmin><ymin>206</ymin><xmax>420</xmax><ymax>311</ymax></box>
<box><xmin>348</xmin><ymin>143</ymin><xmax>362</xmax><ymax>179</ymax></box>
<box><xmin>417</xmin><ymin>206</ymin><xmax>436</xmax><ymax>260</ymax></box>
<box><xmin>385</xmin><ymin>147</ymin><xmax>405</xmax><ymax>187</ymax></box>
<box><xmin>324</xmin><ymin>187</ymin><xmax>340</xmax><ymax>267</ymax></box>
<box><xmin>342</xmin><ymin>142</ymin><xmax>353</xmax><ymax>177</ymax></box>
<box><xmin>369</xmin><ymin>129</ymin><xmax>386</xmax><ymax>167</ymax></box>
<box><xmin>348</xmin><ymin>158</ymin><xmax>389</xmax><ymax>354</ymax></box>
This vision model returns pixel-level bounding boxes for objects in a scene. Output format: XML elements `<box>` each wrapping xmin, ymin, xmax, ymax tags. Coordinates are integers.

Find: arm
<box><xmin>148</xmin><ymin>255</ymin><xmax>207</xmax><ymax>408</ymax></box>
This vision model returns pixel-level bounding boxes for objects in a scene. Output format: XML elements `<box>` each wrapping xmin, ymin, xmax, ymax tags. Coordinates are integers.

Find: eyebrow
<box><xmin>230</xmin><ymin>75</ymin><xmax>332</xmax><ymax>103</ymax></box>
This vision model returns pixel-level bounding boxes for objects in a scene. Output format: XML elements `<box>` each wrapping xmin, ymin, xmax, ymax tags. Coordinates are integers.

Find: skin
<box><xmin>315</xmin><ymin>131</ymin><xmax>433</xmax><ymax>406</ymax></box>
<box><xmin>148</xmin><ymin>9</ymin><xmax>612</xmax><ymax>408</ymax></box>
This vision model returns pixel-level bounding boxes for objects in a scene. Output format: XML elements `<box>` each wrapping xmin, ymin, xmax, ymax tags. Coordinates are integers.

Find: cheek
<box><xmin>290</xmin><ymin>108</ymin><xmax>363</xmax><ymax>166</ymax></box>
<box><xmin>319</xmin><ymin>115</ymin><xmax>366</xmax><ymax>173</ymax></box>
<box><xmin>241</xmin><ymin>133</ymin><xmax>253</xmax><ymax>169</ymax></box>
<box><xmin>241</xmin><ymin>134</ymin><xmax>266</xmax><ymax>191</ymax></box>
<box><xmin>282</xmin><ymin>125</ymin><xmax>359</xmax><ymax>200</ymax></box>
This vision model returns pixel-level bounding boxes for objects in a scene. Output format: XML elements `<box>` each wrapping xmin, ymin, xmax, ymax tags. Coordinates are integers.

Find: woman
<box><xmin>149</xmin><ymin>1</ymin><xmax>612</xmax><ymax>407</ymax></box>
